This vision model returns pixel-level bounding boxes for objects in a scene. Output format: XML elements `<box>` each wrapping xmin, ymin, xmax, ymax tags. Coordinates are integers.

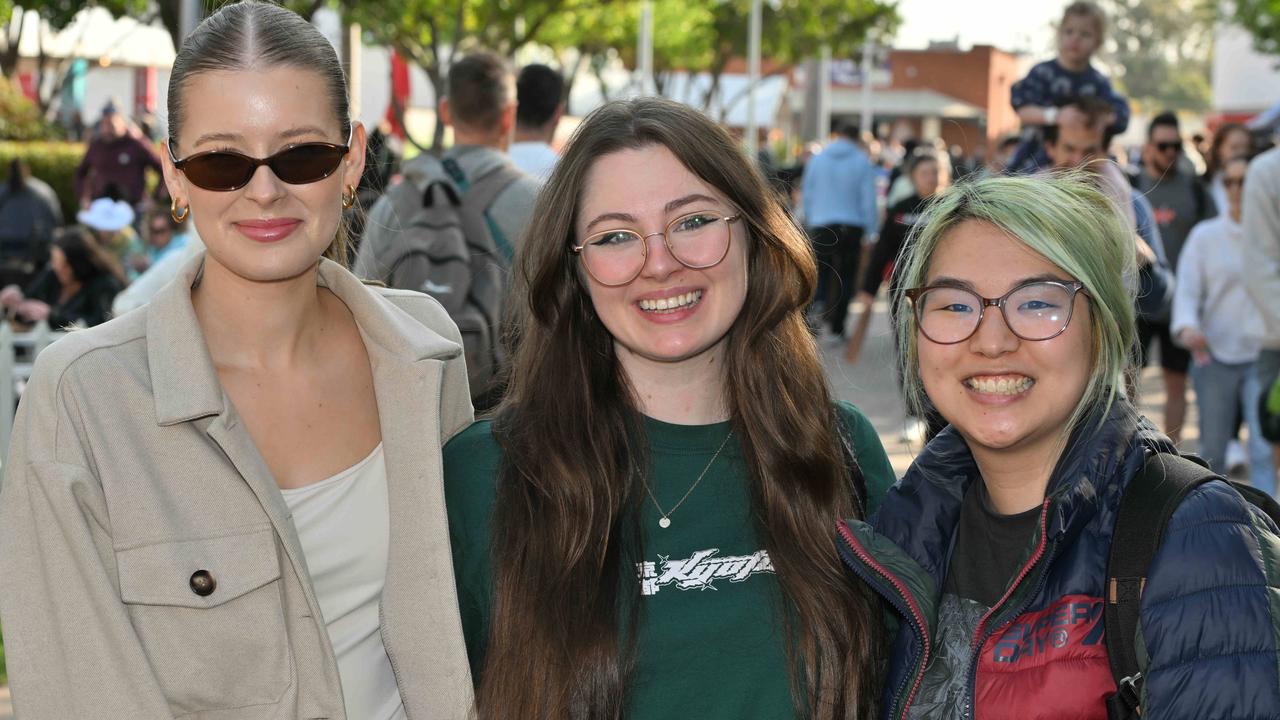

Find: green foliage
<box><xmin>0</xmin><ymin>140</ymin><xmax>86</xmax><ymax>219</ymax></box>
<box><xmin>1</xmin><ymin>621</ymin><xmax>6</xmax><ymax>686</ymax></box>
<box><xmin>544</xmin><ymin>0</ymin><xmax>895</xmax><ymax>74</ymax></box>
<box><xmin>340</xmin><ymin>0</ymin><xmax>894</xmax><ymax>144</ymax></box>
<box><xmin>0</xmin><ymin>79</ymin><xmax>62</xmax><ymax>141</ymax></box>
<box><xmin>1234</xmin><ymin>0</ymin><xmax>1280</xmax><ymax>58</ymax></box>
<box><xmin>0</xmin><ymin>0</ymin><xmax>149</xmax><ymax>30</ymax></box>
<box><xmin>1101</xmin><ymin>0</ymin><xmax>1216</xmax><ymax>112</ymax></box>
<box><xmin>540</xmin><ymin>0</ymin><xmax>896</xmax><ymax>113</ymax></box>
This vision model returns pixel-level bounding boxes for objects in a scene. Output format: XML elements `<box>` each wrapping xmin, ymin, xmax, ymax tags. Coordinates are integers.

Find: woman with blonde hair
<box><xmin>839</xmin><ymin>174</ymin><xmax>1280</xmax><ymax>718</ymax></box>
<box><xmin>0</xmin><ymin>2</ymin><xmax>474</xmax><ymax>717</ymax></box>
<box><xmin>445</xmin><ymin>97</ymin><xmax>895</xmax><ymax>719</ymax></box>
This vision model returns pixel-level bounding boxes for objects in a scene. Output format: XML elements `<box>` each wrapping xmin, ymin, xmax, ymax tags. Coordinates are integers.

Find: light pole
<box><xmin>860</xmin><ymin>38</ymin><xmax>874</xmax><ymax>138</ymax></box>
<box><xmin>178</xmin><ymin>0</ymin><xmax>201</xmax><ymax>48</ymax></box>
<box><xmin>637</xmin><ymin>1</ymin><xmax>655</xmax><ymax>95</ymax></box>
<box><xmin>819</xmin><ymin>44</ymin><xmax>831</xmax><ymax>141</ymax></box>
<box><xmin>745</xmin><ymin>0</ymin><xmax>761</xmax><ymax>157</ymax></box>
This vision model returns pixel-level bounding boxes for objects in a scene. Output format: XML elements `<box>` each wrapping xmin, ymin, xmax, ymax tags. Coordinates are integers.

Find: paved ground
<box><xmin>0</xmin><ymin>300</ymin><xmax>1222</xmax><ymax>718</ymax></box>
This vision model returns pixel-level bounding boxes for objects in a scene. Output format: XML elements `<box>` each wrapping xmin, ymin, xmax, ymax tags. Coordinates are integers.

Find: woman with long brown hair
<box><xmin>444</xmin><ymin>97</ymin><xmax>894</xmax><ymax>719</ymax></box>
<box><xmin>1202</xmin><ymin>122</ymin><xmax>1251</xmax><ymax>216</ymax></box>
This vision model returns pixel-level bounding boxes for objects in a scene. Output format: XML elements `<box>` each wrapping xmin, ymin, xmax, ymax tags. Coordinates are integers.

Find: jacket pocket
<box><xmin>116</xmin><ymin>525</ymin><xmax>292</xmax><ymax>715</ymax></box>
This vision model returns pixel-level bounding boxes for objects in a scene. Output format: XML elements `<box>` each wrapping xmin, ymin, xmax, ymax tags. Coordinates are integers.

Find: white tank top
<box><xmin>281</xmin><ymin>444</ymin><xmax>406</xmax><ymax>720</ymax></box>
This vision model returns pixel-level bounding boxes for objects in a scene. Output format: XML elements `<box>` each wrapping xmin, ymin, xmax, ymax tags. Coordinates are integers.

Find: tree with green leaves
<box><xmin>1232</xmin><ymin>0</ymin><xmax>1280</xmax><ymax>58</ymax></box>
<box><xmin>342</xmin><ymin>0</ymin><xmax>604</xmax><ymax>150</ymax></box>
<box><xmin>540</xmin><ymin>0</ymin><xmax>895</xmax><ymax>122</ymax></box>
<box><xmin>0</xmin><ymin>0</ymin><xmax>151</xmax><ymax>115</ymax></box>
<box><xmin>1100</xmin><ymin>0</ymin><xmax>1216</xmax><ymax>113</ymax></box>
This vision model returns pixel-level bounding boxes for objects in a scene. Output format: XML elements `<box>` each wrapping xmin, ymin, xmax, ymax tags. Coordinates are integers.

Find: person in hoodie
<box><xmin>800</xmin><ymin>122</ymin><xmax>878</xmax><ymax>338</ymax></box>
<box><xmin>837</xmin><ymin>173</ymin><xmax>1280</xmax><ymax>719</ymax></box>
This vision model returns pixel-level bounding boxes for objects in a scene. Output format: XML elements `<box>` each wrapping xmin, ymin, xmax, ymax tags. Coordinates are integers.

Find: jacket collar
<box><xmin>147</xmin><ymin>252</ymin><xmax>461</xmax><ymax>426</ymax></box>
<box><xmin>872</xmin><ymin>398</ymin><xmax>1164</xmax><ymax>585</ymax></box>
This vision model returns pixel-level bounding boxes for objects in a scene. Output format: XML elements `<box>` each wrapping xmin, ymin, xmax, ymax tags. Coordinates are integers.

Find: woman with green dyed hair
<box><xmin>837</xmin><ymin>173</ymin><xmax>1280</xmax><ymax>719</ymax></box>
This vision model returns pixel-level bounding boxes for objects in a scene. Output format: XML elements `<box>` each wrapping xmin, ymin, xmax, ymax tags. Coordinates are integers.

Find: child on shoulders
<box><xmin>1007</xmin><ymin>1</ymin><xmax>1130</xmax><ymax>174</ymax></box>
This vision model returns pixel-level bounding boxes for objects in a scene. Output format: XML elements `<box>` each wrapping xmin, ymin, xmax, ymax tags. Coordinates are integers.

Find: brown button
<box><xmin>189</xmin><ymin>569</ymin><xmax>216</xmax><ymax>597</ymax></box>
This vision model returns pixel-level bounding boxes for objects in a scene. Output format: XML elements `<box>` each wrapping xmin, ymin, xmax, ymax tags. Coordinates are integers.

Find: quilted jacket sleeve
<box><xmin>1138</xmin><ymin>480</ymin><xmax>1280</xmax><ymax>718</ymax></box>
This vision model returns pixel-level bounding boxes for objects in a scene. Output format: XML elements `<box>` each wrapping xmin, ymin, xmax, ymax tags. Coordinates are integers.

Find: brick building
<box><xmin>794</xmin><ymin>42</ymin><xmax>1026</xmax><ymax>157</ymax></box>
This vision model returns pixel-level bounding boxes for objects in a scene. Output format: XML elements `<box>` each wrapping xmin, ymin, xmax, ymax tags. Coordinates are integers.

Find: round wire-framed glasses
<box><xmin>570</xmin><ymin>211</ymin><xmax>741</xmax><ymax>287</ymax></box>
<box><xmin>903</xmin><ymin>280</ymin><xmax>1088</xmax><ymax>344</ymax></box>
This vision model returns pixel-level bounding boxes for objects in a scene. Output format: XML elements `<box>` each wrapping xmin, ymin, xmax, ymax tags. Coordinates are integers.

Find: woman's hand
<box><xmin>17</xmin><ymin>300</ymin><xmax>51</xmax><ymax>323</ymax></box>
<box><xmin>1057</xmin><ymin>105</ymin><xmax>1088</xmax><ymax>128</ymax></box>
<box><xmin>0</xmin><ymin>284</ymin><xmax>24</xmax><ymax>309</ymax></box>
<box><xmin>1177</xmin><ymin>328</ymin><xmax>1209</xmax><ymax>370</ymax></box>
<box><xmin>1177</xmin><ymin>328</ymin><xmax>1206</xmax><ymax>352</ymax></box>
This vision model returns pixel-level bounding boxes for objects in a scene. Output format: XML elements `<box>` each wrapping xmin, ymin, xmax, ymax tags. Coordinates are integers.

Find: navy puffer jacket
<box><xmin>838</xmin><ymin>401</ymin><xmax>1280</xmax><ymax>719</ymax></box>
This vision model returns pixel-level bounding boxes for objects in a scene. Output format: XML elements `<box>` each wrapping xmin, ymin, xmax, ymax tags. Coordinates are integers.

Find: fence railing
<box><xmin>0</xmin><ymin>321</ymin><xmax>65</xmax><ymax>460</ymax></box>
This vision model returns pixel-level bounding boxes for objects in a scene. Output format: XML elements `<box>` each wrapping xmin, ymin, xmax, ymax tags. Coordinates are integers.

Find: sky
<box><xmin>891</xmin><ymin>0</ymin><xmax>1064</xmax><ymax>55</ymax></box>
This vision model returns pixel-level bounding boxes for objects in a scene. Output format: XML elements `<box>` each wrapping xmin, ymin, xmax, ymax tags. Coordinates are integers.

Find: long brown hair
<box><xmin>481</xmin><ymin>97</ymin><xmax>881</xmax><ymax>719</ymax></box>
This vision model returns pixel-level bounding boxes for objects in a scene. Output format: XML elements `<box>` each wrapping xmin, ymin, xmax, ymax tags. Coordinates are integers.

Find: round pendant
<box><xmin>658</xmin><ymin>517</ymin><xmax>672</xmax><ymax>529</ymax></box>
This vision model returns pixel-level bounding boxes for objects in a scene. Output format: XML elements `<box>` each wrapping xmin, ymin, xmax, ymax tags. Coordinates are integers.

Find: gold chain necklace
<box><xmin>636</xmin><ymin>430</ymin><xmax>733</xmax><ymax>529</ymax></box>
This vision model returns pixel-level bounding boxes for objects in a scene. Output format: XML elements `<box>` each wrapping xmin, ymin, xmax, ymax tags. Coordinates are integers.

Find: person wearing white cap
<box><xmin>77</xmin><ymin>195</ymin><xmax>145</xmax><ymax>278</ymax></box>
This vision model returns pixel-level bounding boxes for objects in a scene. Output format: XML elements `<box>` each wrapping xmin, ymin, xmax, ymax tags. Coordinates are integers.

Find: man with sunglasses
<box><xmin>1133</xmin><ymin>111</ymin><xmax>1218</xmax><ymax>446</ymax></box>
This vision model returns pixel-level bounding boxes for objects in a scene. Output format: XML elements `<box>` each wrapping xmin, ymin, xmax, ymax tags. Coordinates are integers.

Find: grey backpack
<box><xmin>357</xmin><ymin>155</ymin><xmax>521</xmax><ymax>405</ymax></box>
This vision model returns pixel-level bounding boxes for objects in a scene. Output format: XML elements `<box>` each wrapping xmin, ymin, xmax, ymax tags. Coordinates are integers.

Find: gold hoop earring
<box><xmin>341</xmin><ymin>185</ymin><xmax>356</xmax><ymax>209</ymax></box>
<box><xmin>171</xmin><ymin>199</ymin><xmax>189</xmax><ymax>223</ymax></box>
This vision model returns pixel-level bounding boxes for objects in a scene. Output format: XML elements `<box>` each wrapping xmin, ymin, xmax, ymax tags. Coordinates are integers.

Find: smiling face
<box><xmin>916</xmin><ymin>219</ymin><xmax>1093</xmax><ymax>459</ymax></box>
<box><xmin>576</xmin><ymin>144</ymin><xmax>749</xmax><ymax>373</ymax></box>
<box><xmin>161</xmin><ymin>66</ymin><xmax>366</xmax><ymax>285</ymax></box>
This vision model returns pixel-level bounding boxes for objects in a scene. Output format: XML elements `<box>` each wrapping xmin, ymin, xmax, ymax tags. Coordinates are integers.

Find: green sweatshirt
<box><xmin>443</xmin><ymin>401</ymin><xmax>894</xmax><ymax>718</ymax></box>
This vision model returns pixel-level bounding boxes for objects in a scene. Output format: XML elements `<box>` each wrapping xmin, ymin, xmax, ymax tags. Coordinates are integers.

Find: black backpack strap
<box><xmin>834</xmin><ymin>409</ymin><xmax>868</xmax><ymax>519</ymax></box>
<box><xmin>1104</xmin><ymin>452</ymin><xmax>1218</xmax><ymax>719</ymax></box>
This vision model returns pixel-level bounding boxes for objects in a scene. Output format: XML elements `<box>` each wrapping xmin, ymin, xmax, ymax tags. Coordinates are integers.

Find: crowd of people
<box><xmin>794</xmin><ymin>1</ymin><xmax>1278</xmax><ymax>495</ymax></box>
<box><xmin>0</xmin><ymin>1</ymin><xmax>1279</xmax><ymax>719</ymax></box>
<box><xmin>0</xmin><ymin>98</ymin><xmax>195</xmax><ymax>332</ymax></box>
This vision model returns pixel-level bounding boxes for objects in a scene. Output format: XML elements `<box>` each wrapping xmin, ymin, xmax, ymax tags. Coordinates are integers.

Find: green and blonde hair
<box><xmin>893</xmin><ymin>172</ymin><xmax>1137</xmax><ymax>436</ymax></box>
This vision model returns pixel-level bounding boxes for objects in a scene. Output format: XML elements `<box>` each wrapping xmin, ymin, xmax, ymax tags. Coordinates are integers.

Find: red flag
<box><xmin>385</xmin><ymin>50</ymin><xmax>411</xmax><ymax>139</ymax></box>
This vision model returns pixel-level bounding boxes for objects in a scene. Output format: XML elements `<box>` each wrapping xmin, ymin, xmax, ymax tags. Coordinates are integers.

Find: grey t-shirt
<box><xmin>1134</xmin><ymin>169</ymin><xmax>1216</xmax><ymax>267</ymax></box>
<box><xmin>905</xmin><ymin>482</ymin><xmax>1041</xmax><ymax>720</ymax></box>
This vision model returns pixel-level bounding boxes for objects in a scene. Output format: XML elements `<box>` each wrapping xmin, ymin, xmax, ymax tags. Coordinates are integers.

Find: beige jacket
<box><xmin>0</xmin><ymin>256</ymin><xmax>476</xmax><ymax>719</ymax></box>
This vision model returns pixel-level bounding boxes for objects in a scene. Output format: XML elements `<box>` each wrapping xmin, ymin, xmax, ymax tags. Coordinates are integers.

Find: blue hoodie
<box><xmin>801</xmin><ymin>138</ymin><xmax>878</xmax><ymax>233</ymax></box>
